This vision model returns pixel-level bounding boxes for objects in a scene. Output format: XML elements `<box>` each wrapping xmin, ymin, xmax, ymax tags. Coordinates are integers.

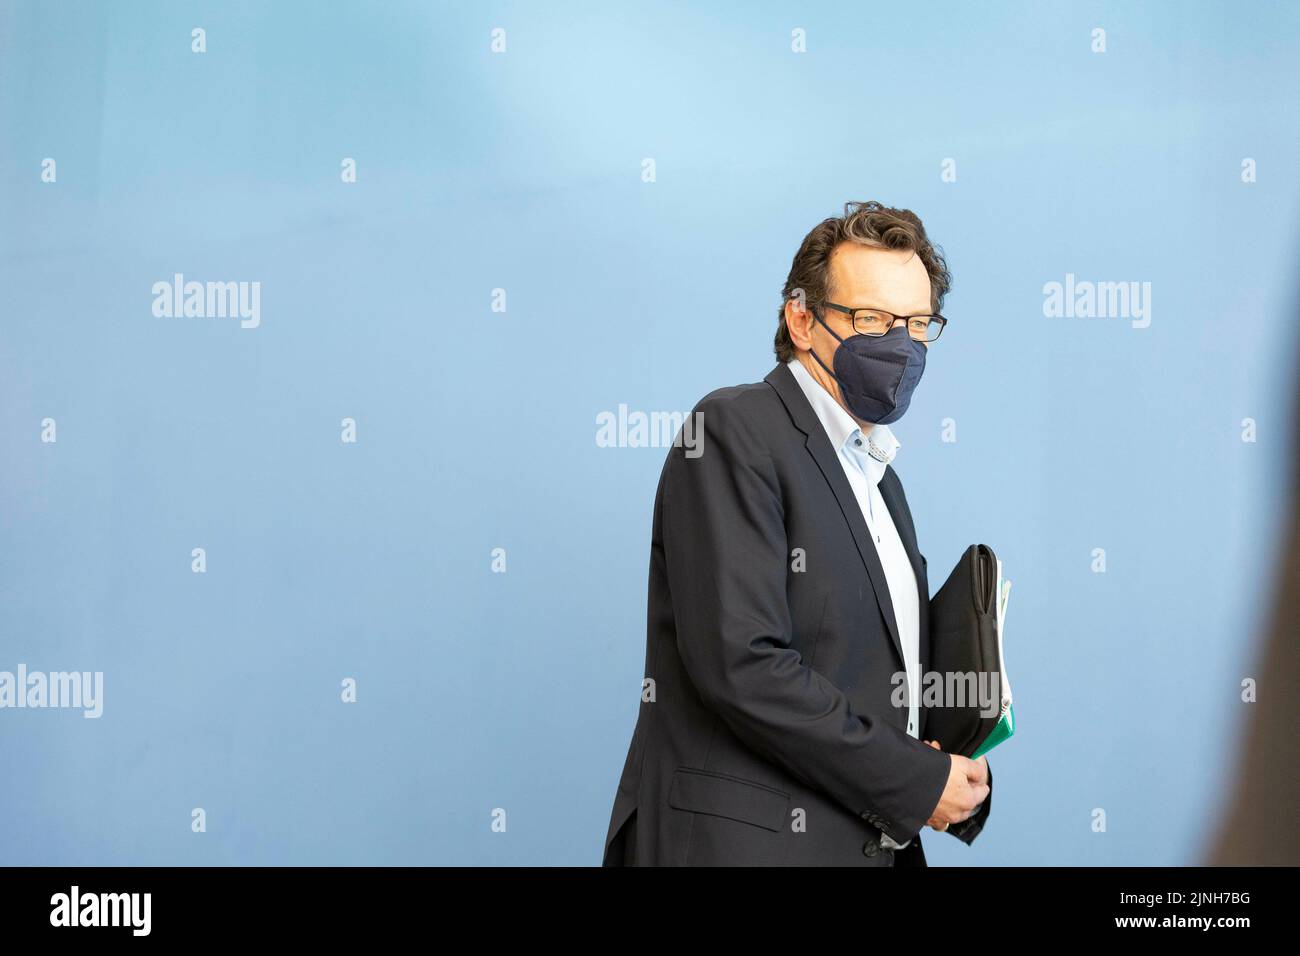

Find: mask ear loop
<box><xmin>806</xmin><ymin>308</ymin><xmax>848</xmax><ymax>386</ymax></box>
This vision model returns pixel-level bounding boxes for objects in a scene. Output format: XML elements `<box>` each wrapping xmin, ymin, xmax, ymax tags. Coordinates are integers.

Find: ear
<box><xmin>785</xmin><ymin>297</ymin><xmax>815</xmax><ymax>352</ymax></box>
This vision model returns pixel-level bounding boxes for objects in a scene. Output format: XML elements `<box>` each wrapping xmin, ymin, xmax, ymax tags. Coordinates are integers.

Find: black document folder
<box><xmin>925</xmin><ymin>543</ymin><xmax>1014</xmax><ymax>759</ymax></box>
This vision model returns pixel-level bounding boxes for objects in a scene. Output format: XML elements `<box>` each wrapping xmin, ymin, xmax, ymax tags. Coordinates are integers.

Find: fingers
<box><xmin>958</xmin><ymin>755</ymin><xmax>988</xmax><ymax>784</ymax></box>
<box><xmin>960</xmin><ymin>789</ymin><xmax>989</xmax><ymax>821</ymax></box>
<box><xmin>948</xmin><ymin>782</ymin><xmax>990</xmax><ymax>823</ymax></box>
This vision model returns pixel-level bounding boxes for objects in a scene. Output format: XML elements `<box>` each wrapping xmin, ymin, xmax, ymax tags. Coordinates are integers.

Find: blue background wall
<box><xmin>1</xmin><ymin>0</ymin><xmax>1296</xmax><ymax>865</ymax></box>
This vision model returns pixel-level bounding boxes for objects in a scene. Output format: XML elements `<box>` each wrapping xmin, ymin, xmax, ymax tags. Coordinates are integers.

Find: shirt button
<box><xmin>854</xmin><ymin>439</ymin><xmax>862</xmax><ymax>446</ymax></box>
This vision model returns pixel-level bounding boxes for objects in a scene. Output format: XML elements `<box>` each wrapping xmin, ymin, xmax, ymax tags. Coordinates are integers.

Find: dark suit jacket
<box><xmin>602</xmin><ymin>362</ymin><xmax>992</xmax><ymax>866</ymax></box>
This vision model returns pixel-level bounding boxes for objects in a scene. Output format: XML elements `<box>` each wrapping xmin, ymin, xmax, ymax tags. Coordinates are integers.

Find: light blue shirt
<box><xmin>786</xmin><ymin>357</ymin><xmax>921</xmax><ymax>850</ymax></box>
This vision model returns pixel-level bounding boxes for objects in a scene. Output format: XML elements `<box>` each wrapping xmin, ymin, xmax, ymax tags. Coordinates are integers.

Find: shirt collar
<box><xmin>785</xmin><ymin>357</ymin><xmax>900</xmax><ymax>469</ymax></box>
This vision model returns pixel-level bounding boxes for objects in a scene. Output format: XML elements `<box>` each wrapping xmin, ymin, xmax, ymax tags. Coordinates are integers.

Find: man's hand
<box><xmin>921</xmin><ymin>739</ymin><xmax>988</xmax><ymax>832</ymax></box>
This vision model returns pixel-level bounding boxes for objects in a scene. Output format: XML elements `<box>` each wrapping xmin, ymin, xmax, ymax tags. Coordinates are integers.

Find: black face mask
<box><xmin>808</xmin><ymin>316</ymin><xmax>927</xmax><ymax>425</ymax></box>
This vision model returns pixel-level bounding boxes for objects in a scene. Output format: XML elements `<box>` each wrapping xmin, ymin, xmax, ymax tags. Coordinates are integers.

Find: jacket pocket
<box><xmin>668</xmin><ymin>767</ymin><xmax>791</xmax><ymax>832</ymax></box>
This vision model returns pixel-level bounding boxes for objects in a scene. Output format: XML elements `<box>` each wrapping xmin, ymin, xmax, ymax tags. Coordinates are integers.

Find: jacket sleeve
<box><xmin>661</xmin><ymin>393</ymin><xmax>951</xmax><ymax>845</ymax></box>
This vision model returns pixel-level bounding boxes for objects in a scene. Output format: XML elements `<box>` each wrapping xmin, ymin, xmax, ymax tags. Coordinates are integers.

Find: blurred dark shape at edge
<box><xmin>1207</xmin><ymin>265</ymin><xmax>1300</xmax><ymax>866</ymax></box>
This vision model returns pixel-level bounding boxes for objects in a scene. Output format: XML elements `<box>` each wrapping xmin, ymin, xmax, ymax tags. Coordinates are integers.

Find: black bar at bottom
<box><xmin>0</xmin><ymin>865</ymin><xmax>1285</xmax><ymax>941</ymax></box>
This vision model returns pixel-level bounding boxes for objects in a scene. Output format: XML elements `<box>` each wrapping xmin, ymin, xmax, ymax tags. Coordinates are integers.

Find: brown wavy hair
<box><xmin>775</xmin><ymin>200</ymin><xmax>952</xmax><ymax>363</ymax></box>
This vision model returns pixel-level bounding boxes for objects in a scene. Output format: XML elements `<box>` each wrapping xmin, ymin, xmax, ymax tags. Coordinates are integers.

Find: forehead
<box><xmin>828</xmin><ymin>243</ymin><xmax>933</xmax><ymax>312</ymax></box>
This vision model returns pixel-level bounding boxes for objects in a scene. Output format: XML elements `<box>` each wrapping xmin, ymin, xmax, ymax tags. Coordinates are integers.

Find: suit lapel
<box><xmin>878</xmin><ymin>467</ymin><xmax>931</xmax><ymax>677</ymax></box>
<box><xmin>765</xmin><ymin>364</ymin><xmax>907</xmax><ymax>671</ymax></box>
<box><xmin>878</xmin><ymin>468</ymin><xmax>939</xmax><ymax>739</ymax></box>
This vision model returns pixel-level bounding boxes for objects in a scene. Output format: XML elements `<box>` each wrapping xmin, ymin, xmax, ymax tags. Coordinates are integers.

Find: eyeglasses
<box><xmin>818</xmin><ymin>302</ymin><xmax>948</xmax><ymax>343</ymax></box>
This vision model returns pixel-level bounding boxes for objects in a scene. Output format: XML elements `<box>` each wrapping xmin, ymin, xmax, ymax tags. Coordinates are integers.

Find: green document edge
<box><xmin>971</xmin><ymin>703</ymin><xmax>1015</xmax><ymax>760</ymax></box>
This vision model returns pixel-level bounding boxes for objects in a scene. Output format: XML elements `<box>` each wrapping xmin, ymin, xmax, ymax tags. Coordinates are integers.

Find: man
<box><xmin>602</xmin><ymin>201</ymin><xmax>992</xmax><ymax>866</ymax></box>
